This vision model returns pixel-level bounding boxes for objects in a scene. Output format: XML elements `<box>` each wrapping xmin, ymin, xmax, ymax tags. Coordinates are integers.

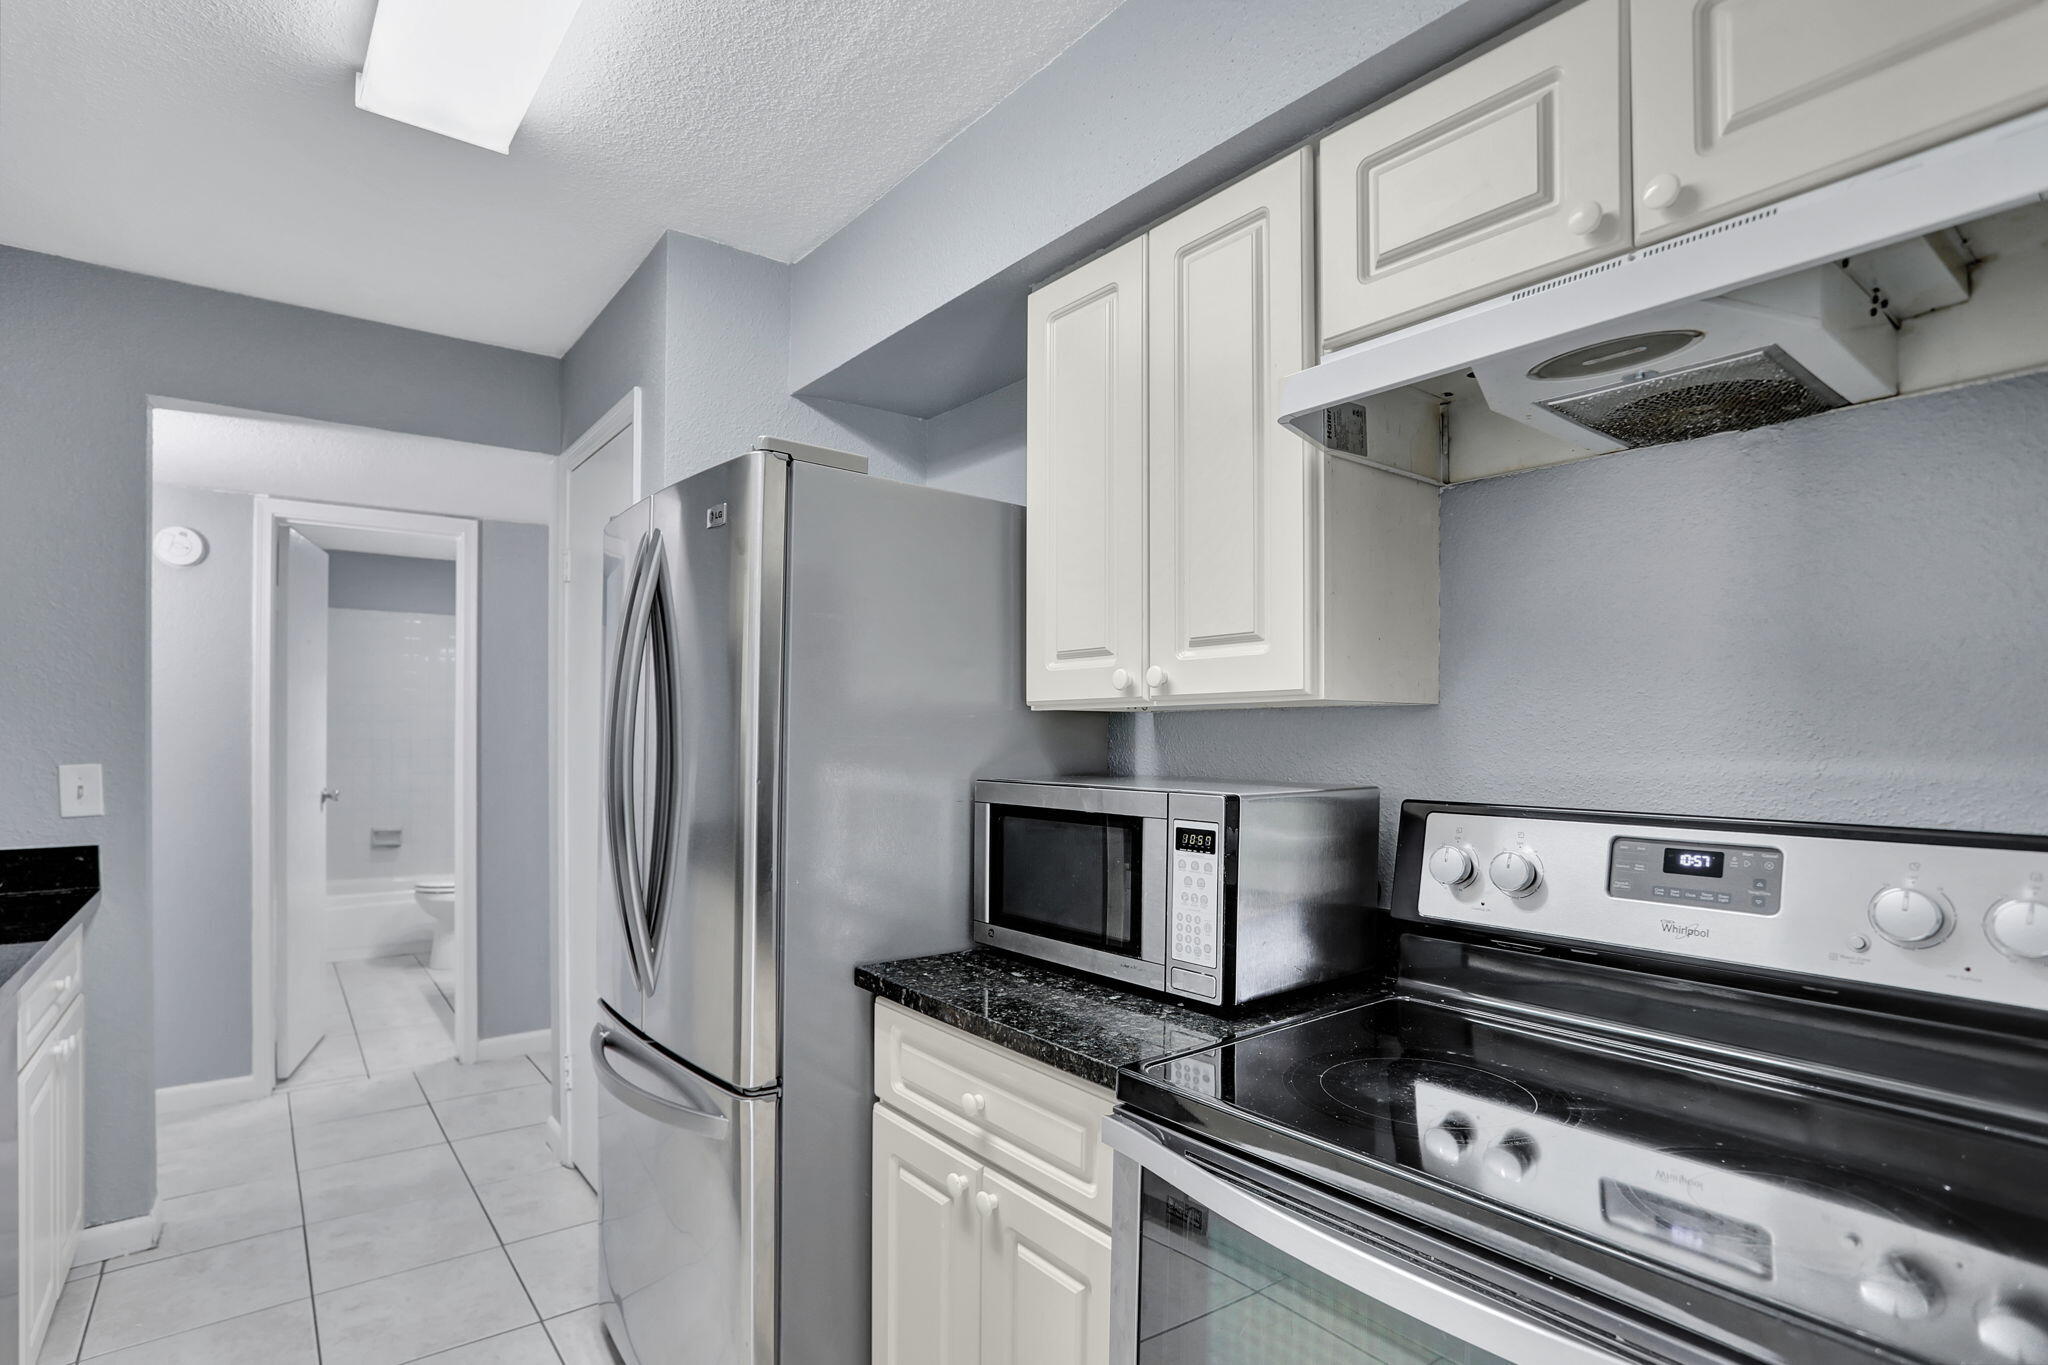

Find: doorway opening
<box><xmin>255</xmin><ymin>501</ymin><xmax>482</xmax><ymax>1079</ymax></box>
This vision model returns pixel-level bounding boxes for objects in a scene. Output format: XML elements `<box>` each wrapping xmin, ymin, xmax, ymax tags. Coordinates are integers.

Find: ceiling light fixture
<box><xmin>354</xmin><ymin>0</ymin><xmax>584</xmax><ymax>154</ymax></box>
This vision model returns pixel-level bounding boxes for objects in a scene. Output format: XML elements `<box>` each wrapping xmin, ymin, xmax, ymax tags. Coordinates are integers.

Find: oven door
<box><xmin>1105</xmin><ymin>1114</ymin><xmax>1722</xmax><ymax>1365</ymax></box>
<box><xmin>972</xmin><ymin>783</ymin><xmax>1169</xmax><ymax>990</ymax></box>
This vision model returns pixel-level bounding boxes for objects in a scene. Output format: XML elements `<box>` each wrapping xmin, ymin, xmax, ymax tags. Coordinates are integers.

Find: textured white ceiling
<box><xmin>0</xmin><ymin>0</ymin><xmax>1123</xmax><ymax>356</ymax></box>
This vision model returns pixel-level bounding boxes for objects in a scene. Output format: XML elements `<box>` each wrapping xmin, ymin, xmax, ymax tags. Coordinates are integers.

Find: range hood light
<box><xmin>355</xmin><ymin>0</ymin><xmax>584</xmax><ymax>154</ymax></box>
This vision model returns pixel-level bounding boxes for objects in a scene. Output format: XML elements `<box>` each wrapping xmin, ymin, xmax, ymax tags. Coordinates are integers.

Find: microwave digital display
<box><xmin>1176</xmin><ymin>828</ymin><xmax>1216</xmax><ymax>855</ymax></box>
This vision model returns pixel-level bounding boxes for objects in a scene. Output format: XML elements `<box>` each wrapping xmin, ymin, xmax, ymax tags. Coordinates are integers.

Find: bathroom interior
<box><xmin>321</xmin><ymin>548</ymin><xmax>462</xmax><ymax>1031</ymax></box>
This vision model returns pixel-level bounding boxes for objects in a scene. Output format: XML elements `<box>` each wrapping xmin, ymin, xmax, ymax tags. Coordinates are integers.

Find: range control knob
<box><xmin>1857</xmin><ymin>1254</ymin><xmax>1943</xmax><ymax>1322</ymax></box>
<box><xmin>1979</xmin><ymin>1299</ymin><xmax>2048</xmax><ymax>1364</ymax></box>
<box><xmin>1987</xmin><ymin>898</ymin><xmax>2048</xmax><ymax>962</ymax></box>
<box><xmin>1428</xmin><ymin>846</ymin><xmax>1476</xmax><ymax>888</ymax></box>
<box><xmin>1869</xmin><ymin>887</ymin><xmax>1952</xmax><ymax>948</ymax></box>
<box><xmin>1482</xmin><ymin>1131</ymin><xmax>1539</xmax><ymax>1182</ymax></box>
<box><xmin>1421</xmin><ymin>1113</ymin><xmax>1475</xmax><ymax>1165</ymax></box>
<box><xmin>1488</xmin><ymin>850</ymin><xmax>1543</xmax><ymax>898</ymax></box>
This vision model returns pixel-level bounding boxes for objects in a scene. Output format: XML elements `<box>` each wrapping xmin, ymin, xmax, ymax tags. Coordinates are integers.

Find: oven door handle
<box><xmin>1102</xmin><ymin>1114</ymin><xmax>1637</xmax><ymax>1365</ymax></box>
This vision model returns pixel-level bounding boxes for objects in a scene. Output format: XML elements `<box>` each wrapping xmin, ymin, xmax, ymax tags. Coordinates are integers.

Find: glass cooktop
<box><xmin>1121</xmin><ymin>945</ymin><xmax>2048</xmax><ymax>1365</ymax></box>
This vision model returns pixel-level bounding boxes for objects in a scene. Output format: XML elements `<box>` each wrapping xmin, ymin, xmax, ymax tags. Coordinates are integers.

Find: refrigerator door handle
<box><xmin>604</xmin><ymin>530</ymin><xmax>664</xmax><ymax>994</ymax></box>
<box><xmin>637</xmin><ymin>550</ymin><xmax>680</xmax><ymax>984</ymax></box>
<box><xmin>591</xmin><ymin>1022</ymin><xmax>731</xmax><ymax>1137</ymax></box>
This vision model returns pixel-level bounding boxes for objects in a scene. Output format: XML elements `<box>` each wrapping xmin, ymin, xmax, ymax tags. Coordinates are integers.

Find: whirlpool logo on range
<box><xmin>1659</xmin><ymin>919</ymin><xmax>1711</xmax><ymax>940</ymax></box>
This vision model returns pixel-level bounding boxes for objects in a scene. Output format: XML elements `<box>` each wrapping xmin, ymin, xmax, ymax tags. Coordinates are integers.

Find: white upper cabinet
<box><xmin>1631</xmin><ymin>0</ymin><xmax>2048</xmax><ymax>242</ymax></box>
<box><xmin>1147</xmin><ymin>150</ymin><xmax>1315</xmax><ymax>702</ymax></box>
<box><xmin>1317</xmin><ymin>0</ymin><xmax>1628</xmax><ymax>350</ymax></box>
<box><xmin>1028</xmin><ymin>155</ymin><xmax>1440</xmax><ymax>712</ymax></box>
<box><xmin>1026</xmin><ymin>238</ymin><xmax>1150</xmax><ymax>708</ymax></box>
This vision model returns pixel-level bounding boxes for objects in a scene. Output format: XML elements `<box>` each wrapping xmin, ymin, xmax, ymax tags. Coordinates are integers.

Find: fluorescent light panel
<box><xmin>355</xmin><ymin>0</ymin><xmax>584</xmax><ymax>153</ymax></box>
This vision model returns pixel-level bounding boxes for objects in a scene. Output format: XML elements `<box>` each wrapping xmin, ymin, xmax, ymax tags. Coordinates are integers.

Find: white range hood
<box><xmin>1281</xmin><ymin>105</ymin><xmax>2048</xmax><ymax>459</ymax></box>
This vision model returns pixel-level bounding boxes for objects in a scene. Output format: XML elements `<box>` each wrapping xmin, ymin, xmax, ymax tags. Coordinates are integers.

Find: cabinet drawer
<box><xmin>18</xmin><ymin>934</ymin><xmax>81</xmax><ymax>1067</ymax></box>
<box><xmin>875</xmin><ymin>1000</ymin><xmax>1115</xmax><ymax>1224</ymax></box>
<box><xmin>1317</xmin><ymin>0</ymin><xmax>1628</xmax><ymax>350</ymax></box>
<box><xmin>1631</xmin><ymin>0</ymin><xmax>2048</xmax><ymax>243</ymax></box>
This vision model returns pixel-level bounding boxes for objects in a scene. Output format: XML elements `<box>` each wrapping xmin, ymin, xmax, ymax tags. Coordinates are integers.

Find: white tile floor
<box><xmin>43</xmin><ymin>957</ymin><xmax>611</xmax><ymax>1365</ymax></box>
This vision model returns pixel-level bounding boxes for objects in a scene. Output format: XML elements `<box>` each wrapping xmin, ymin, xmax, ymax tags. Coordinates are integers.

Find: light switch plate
<box><xmin>58</xmin><ymin>764</ymin><xmax>104</xmax><ymax>818</ymax></box>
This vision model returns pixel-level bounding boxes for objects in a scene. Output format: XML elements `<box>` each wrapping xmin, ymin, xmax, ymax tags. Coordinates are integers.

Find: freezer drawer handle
<box><xmin>590</xmin><ymin>1022</ymin><xmax>731</xmax><ymax>1136</ymax></box>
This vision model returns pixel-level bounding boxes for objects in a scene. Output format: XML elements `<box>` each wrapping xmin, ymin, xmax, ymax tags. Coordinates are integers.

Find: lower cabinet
<box><xmin>19</xmin><ymin>964</ymin><xmax>85</xmax><ymax>1364</ymax></box>
<box><xmin>872</xmin><ymin>1006</ymin><xmax>1115</xmax><ymax>1365</ymax></box>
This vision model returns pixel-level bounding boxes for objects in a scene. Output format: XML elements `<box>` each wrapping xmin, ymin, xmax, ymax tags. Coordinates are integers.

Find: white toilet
<box><xmin>413</xmin><ymin>878</ymin><xmax>457</xmax><ymax>971</ymax></box>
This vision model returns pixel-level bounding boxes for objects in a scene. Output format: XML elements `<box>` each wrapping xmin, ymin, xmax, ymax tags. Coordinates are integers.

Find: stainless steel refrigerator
<box><xmin>592</xmin><ymin>441</ymin><xmax>1103</xmax><ymax>1365</ymax></box>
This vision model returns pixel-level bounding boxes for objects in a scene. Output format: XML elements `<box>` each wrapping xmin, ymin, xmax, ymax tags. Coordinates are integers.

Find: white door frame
<box><xmin>551</xmin><ymin>389</ymin><xmax>642</xmax><ymax>1170</ymax></box>
<box><xmin>250</xmin><ymin>496</ymin><xmax>483</xmax><ymax>1078</ymax></box>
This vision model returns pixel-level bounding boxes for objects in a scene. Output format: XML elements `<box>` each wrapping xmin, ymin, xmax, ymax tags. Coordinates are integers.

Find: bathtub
<box><xmin>325</xmin><ymin>874</ymin><xmax>438</xmax><ymax>962</ymax></box>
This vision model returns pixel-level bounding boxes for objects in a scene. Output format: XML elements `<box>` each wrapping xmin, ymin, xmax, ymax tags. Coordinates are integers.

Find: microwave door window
<box><xmin>990</xmin><ymin>808</ymin><xmax>1142</xmax><ymax>954</ymax></box>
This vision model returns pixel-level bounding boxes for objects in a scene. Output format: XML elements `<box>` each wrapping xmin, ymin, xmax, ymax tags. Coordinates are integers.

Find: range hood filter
<box><xmin>1538</xmin><ymin>345</ymin><xmax>1848</xmax><ymax>448</ymax></box>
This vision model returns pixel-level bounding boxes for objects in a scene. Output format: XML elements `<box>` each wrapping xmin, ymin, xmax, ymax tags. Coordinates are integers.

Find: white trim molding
<box><xmin>75</xmin><ymin>1206</ymin><xmax>164</xmax><ymax>1264</ymax></box>
<box><xmin>155</xmin><ymin>1074</ymin><xmax>272</xmax><ymax>1119</ymax></box>
<box><xmin>475</xmin><ymin>1029</ymin><xmax>552</xmax><ymax>1064</ymax></box>
<box><xmin>251</xmin><ymin>497</ymin><xmax>484</xmax><ymax>1075</ymax></box>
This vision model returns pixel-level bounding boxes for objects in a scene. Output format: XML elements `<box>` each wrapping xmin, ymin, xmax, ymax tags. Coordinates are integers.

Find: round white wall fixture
<box><xmin>153</xmin><ymin>526</ymin><xmax>208</xmax><ymax>566</ymax></box>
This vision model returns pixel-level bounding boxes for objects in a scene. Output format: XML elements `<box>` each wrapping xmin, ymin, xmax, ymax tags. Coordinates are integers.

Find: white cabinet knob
<box><xmin>974</xmin><ymin>1190</ymin><xmax>1000</xmax><ymax>1217</ymax></box>
<box><xmin>946</xmin><ymin>1173</ymin><xmax>970</xmax><ymax>1200</ymax></box>
<box><xmin>1565</xmin><ymin>200</ymin><xmax>1604</xmax><ymax>236</ymax></box>
<box><xmin>1640</xmin><ymin>173</ymin><xmax>1682</xmax><ymax>211</ymax></box>
<box><xmin>1110</xmin><ymin>668</ymin><xmax>1131</xmax><ymax>693</ymax></box>
<box><xmin>1144</xmin><ymin>665</ymin><xmax>1166</xmax><ymax>689</ymax></box>
<box><xmin>959</xmin><ymin>1091</ymin><xmax>986</xmax><ymax>1116</ymax></box>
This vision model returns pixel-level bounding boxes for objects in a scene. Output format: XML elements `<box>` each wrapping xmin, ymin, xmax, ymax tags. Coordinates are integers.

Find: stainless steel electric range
<box><xmin>1106</xmin><ymin>799</ymin><xmax>2048</xmax><ymax>1365</ymax></box>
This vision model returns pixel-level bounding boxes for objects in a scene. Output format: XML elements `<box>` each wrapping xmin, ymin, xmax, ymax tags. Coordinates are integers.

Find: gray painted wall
<box><xmin>149</xmin><ymin>486</ymin><xmax>257</xmax><ymax>1088</ymax></box>
<box><xmin>476</xmin><ymin>522</ymin><xmax>553</xmax><ymax>1039</ymax></box>
<box><xmin>922</xmin><ymin>381</ymin><xmax>1026</xmax><ymax>505</ymax></box>
<box><xmin>0</xmin><ymin>242</ymin><xmax>556</xmax><ymax>1224</ymax></box>
<box><xmin>1113</xmin><ymin>373</ymin><xmax>2048</xmax><ymax>893</ymax></box>
<box><xmin>561</xmin><ymin>244</ymin><xmax>667</xmax><ymax>489</ymax></box>
<box><xmin>327</xmin><ymin>551</ymin><xmax>456</xmax><ymax>615</ymax></box>
<box><xmin>788</xmin><ymin>0</ymin><xmax>1554</xmax><ymax>414</ymax></box>
<box><xmin>150</xmin><ymin>491</ymin><xmax>555</xmax><ymax>1082</ymax></box>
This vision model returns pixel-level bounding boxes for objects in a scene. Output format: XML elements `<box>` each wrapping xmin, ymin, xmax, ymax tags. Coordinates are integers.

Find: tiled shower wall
<box><xmin>326</xmin><ymin>607</ymin><xmax>457</xmax><ymax>882</ymax></box>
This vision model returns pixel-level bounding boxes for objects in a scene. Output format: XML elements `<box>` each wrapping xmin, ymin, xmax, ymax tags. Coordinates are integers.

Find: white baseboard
<box><xmin>475</xmin><ymin>1028</ymin><xmax>551</xmax><ymax>1063</ymax></box>
<box><xmin>156</xmin><ymin>1073</ymin><xmax>273</xmax><ymax>1118</ymax></box>
<box><xmin>76</xmin><ymin>1206</ymin><xmax>163</xmax><ymax>1264</ymax></box>
<box><xmin>325</xmin><ymin>938</ymin><xmax>434</xmax><ymax>964</ymax></box>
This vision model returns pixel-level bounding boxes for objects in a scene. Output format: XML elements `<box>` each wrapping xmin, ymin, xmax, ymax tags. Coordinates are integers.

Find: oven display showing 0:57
<box><xmin>1663</xmin><ymin>847</ymin><xmax>1725</xmax><ymax>878</ymax></box>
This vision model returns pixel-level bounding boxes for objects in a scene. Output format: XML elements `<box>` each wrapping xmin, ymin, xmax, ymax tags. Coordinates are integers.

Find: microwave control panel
<box><xmin>1170</xmin><ymin>821</ymin><xmax>1221</xmax><ymax>972</ymax></box>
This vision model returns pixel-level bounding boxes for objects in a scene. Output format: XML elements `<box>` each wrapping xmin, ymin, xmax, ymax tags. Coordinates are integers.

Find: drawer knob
<box><xmin>974</xmin><ymin>1190</ymin><xmax>1001</xmax><ymax>1218</ymax></box>
<box><xmin>959</xmin><ymin>1091</ymin><xmax>986</xmax><ymax>1116</ymax></box>
<box><xmin>946</xmin><ymin>1173</ymin><xmax>969</xmax><ymax>1200</ymax></box>
<box><xmin>1641</xmin><ymin>173</ymin><xmax>1683</xmax><ymax>211</ymax></box>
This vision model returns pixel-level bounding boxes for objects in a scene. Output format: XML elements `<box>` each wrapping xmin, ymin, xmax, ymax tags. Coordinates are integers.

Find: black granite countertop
<box><xmin>0</xmin><ymin>845</ymin><xmax>99</xmax><ymax>992</ymax></box>
<box><xmin>855</xmin><ymin>949</ymin><xmax>1381</xmax><ymax>1089</ymax></box>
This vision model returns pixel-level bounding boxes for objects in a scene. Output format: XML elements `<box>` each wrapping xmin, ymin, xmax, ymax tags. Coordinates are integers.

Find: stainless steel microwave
<box><xmin>971</xmin><ymin>777</ymin><xmax>1380</xmax><ymax>1006</ymax></box>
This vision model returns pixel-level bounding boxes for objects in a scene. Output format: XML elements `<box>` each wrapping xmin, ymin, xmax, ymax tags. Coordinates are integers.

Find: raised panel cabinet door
<box><xmin>871</xmin><ymin>1105</ymin><xmax>982</xmax><ymax>1365</ymax></box>
<box><xmin>17</xmin><ymin>1035</ymin><xmax>63</xmax><ymax>1362</ymax></box>
<box><xmin>1317</xmin><ymin>0</ymin><xmax>1628</xmax><ymax>350</ymax></box>
<box><xmin>1632</xmin><ymin>0</ymin><xmax>2048</xmax><ymax>241</ymax></box>
<box><xmin>53</xmin><ymin>997</ymin><xmax>84</xmax><ymax>1262</ymax></box>
<box><xmin>1146</xmin><ymin>149</ymin><xmax>1315</xmax><ymax>703</ymax></box>
<box><xmin>1027</xmin><ymin>237</ymin><xmax>1150</xmax><ymax>707</ymax></box>
<box><xmin>979</xmin><ymin>1168</ymin><xmax>1111</xmax><ymax>1365</ymax></box>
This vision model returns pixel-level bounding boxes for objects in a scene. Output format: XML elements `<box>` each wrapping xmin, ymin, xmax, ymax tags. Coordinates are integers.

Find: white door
<box><xmin>979</xmin><ymin>1167</ymin><xmax>1111</xmax><ymax>1365</ymax></box>
<box><xmin>17</xmin><ymin>1023</ymin><xmax>64</xmax><ymax>1361</ymax></box>
<box><xmin>1631</xmin><ymin>0</ymin><xmax>2048</xmax><ymax>242</ymax></box>
<box><xmin>1147</xmin><ymin>149</ymin><xmax>1315</xmax><ymax>703</ymax></box>
<box><xmin>1026</xmin><ymin>237</ymin><xmax>1151</xmax><ymax>708</ymax></box>
<box><xmin>871</xmin><ymin>1105</ymin><xmax>982</xmax><ymax>1365</ymax></box>
<box><xmin>276</xmin><ymin>528</ymin><xmax>330</xmax><ymax>1080</ymax></box>
<box><xmin>560</xmin><ymin>422</ymin><xmax>636</xmax><ymax>1180</ymax></box>
<box><xmin>1317</xmin><ymin>0</ymin><xmax>1628</xmax><ymax>349</ymax></box>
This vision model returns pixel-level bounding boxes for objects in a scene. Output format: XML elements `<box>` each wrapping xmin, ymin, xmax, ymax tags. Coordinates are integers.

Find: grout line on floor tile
<box><xmin>289</xmin><ymin>1013</ymin><xmax>328</xmax><ymax>1365</ymax></box>
<box><xmin>417</xmin><ymin>1071</ymin><xmax>557</xmax><ymax>1336</ymax></box>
